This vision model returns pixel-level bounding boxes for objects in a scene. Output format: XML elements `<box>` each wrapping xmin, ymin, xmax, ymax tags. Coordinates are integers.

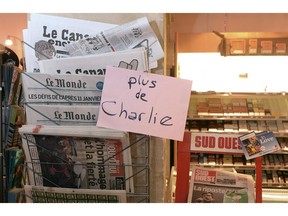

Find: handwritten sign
<box><xmin>96</xmin><ymin>66</ymin><xmax>192</xmax><ymax>141</ymax></box>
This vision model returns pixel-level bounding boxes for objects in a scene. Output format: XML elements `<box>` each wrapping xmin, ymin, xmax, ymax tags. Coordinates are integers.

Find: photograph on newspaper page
<box><xmin>187</xmin><ymin>166</ymin><xmax>255</xmax><ymax>203</ymax></box>
<box><xmin>19</xmin><ymin>125</ymin><xmax>133</xmax><ymax>193</ymax></box>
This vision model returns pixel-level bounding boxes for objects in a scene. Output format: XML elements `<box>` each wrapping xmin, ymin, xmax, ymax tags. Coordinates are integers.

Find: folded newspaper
<box><xmin>25</xmin><ymin>104</ymin><xmax>100</xmax><ymax>126</ymax></box>
<box><xmin>65</xmin><ymin>17</ymin><xmax>164</xmax><ymax>69</ymax></box>
<box><xmin>19</xmin><ymin>125</ymin><xmax>134</xmax><ymax>193</ymax></box>
<box><xmin>187</xmin><ymin>166</ymin><xmax>255</xmax><ymax>203</ymax></box>
<box><xmin>23</xmin><ymin>13</ymin><xmax>116</xmax><ymax>73</ymax></box>
<box><xmin>21</xmin><ymin>72</ymin><xmax>104</xmax><ymax>104</ymax></box>
<box><xmin>24</xmin><ymin>185</ymin><xmax>127</xmax><ymax>203</ymax></box>
<box><xmin>39</xmin><ymin>47</ymin><xmax>149</xmax><ymax>75</ymax></box>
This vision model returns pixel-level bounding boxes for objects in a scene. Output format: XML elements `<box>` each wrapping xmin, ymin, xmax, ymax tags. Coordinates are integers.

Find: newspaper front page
<box><xmin>21</xmin><ymin>72</ymin><xmax>104</xmax><ymax>104</ymax></box>
<box><xmin>24</xmin><ymin>185</ymin><xmax>127</xmax><ymax>203</ymax></box>
<box><xmin>65</xmin><ymin>17</ymin><xmax>164</xmax><ymax>69</ymax></box>
<box><xmin>23</xmin><ymin>13</ymin><xmax>116</xmax><ymax>73</ymax></box>
<box><xmin>39</xmin><ymin>47</ymin><xmax>148</xmax><ymax>75</ymax></box>
<box><xmin>188</xmin><ymin>166</ymin><xmax>255</xmax><ymax>203</ymax></box>
<box><xmin>25</xmin><ymin>104</ymin><xmax>100</xmax><ymax>126</ymax></box>
<box><xmin>19</xmin><ymin>125</ymin><xmax>133</xmax><ymax>193</ymax></box>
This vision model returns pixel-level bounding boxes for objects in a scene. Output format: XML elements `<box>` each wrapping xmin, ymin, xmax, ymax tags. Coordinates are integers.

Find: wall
<box><xmin>169</xmin><ymin>13</ymin><xmax>288</xmax><ymax>53</ymax></box>
<box><xmin>0</xmin><ymin>13</ymin><xmax>28</xmax><ymax>60</ymax></box>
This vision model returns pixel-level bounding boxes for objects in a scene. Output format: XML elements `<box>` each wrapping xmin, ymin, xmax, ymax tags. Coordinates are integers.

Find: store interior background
<box><xmin>2</xmin><ymin>13</ymin><xmax>288</xmax><ymax>203</ymax></box>
<box><xmin>167</xmin><ymin>13</ymin><xmax>288</xmax><ymax>93</ymax></box>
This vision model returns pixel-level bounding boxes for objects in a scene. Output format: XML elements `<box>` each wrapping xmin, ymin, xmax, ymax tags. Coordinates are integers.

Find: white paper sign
<box><xmin>96</xmin><ymin>66</ymin><xmax>192</xmax><ymax>141</ymax></box>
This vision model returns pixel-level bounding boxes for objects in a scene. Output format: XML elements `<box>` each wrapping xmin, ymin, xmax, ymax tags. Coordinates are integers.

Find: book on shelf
<box><xmin>238</xmin><ymin>131</ymin><xmax>281</xmax><ymax>160</ymax></box>
<box><xmin>222</xmin><ymin>154</ymin><xmax>233</xmax><ymax>165</ymax></box>
<box><xmin>5</xmin><ymin>147</ymin><xmax>24</xmax><ymax>190</ymax></box>
<box><xmin>207</xmin><ymin>120</ymin><xmax>218</xmax><ymax>132</ymax></box>
<box><xmin>277</xmin><ymin>154</ymin><xmax>285</xmax><ymax>166</ymax></box>
<box><xmin>283</xmin><ymin>155</ymin><xmax>288</xmax><ymax>165</ymax></box>
<box><xmin>65</xmin><ymin>17</ymin><xmax>164</xmax><ymax>69</ymax></box>
<box><xmin>8</xmin><ymin>187</ymin><xmax>25</xmax><ymax>203</ymax></box>
<box><xmin>188</xmin><ymin>120</ymin><xmax>201</xmax><ymax>132</ymax></box>
<box><xmin>39</xmin><ymin>47</ymin><xmax>149</xmax><ymax>75</ymax></box>
<box><xmin>246</xmin><ymin>120</ymin><xmax>259</xmax><ymax>132</ymax></box>
<box><xmin>7</xmin><ymin>66</ymin><xmax>22</xmax><ymax>106</ymax></box>
<box><xmin>262</xmin><ymin>171</ymin><xmax>268</xmax><ymax>183</ymax></box>
<box><xmin>276</xmin><ymin>120</ymin><xmax>286</xmax><ymax>133</ymax></box>
<box><xmin>257</xmin><ymin>121</ymin><xmax>268</xmax><ymax>132</ymax></box>
<box><xmin>23</xmin><ymin>13</ymin><xmax>116</xmax><ymax>73</ymax></box>
<box><xmin>283</xmin><ymin>171</ymin><xmax>288</xmax><ymax>183</ymax></box>
<box><xmin>282</xmin><ymin>121</ymin><xmax>288</xmax><ymax>132</ymax></box>
<box><xmin>244</xmin><ymin>170</ymin><xmax>255</xmax><ymax>181</ymax></box>
<box><xmin>232</xmin><ymin>155</ymin><xmax>244</xmax><ymax>166</ymax></box>
<box><xmin>19</xmin><ymin>125</ymin><xmax>134</xmax><ymax>193</ymax></box>
<box><xmin>216</xmin><ymin>120</ymin><xmax>224</xmax><ymax>132</ymax></box>
<box><xmin>223</xmin><ymin>120</ymin><xmax>238</xmax><ymax>132</ymax></box>
<box><xmin>238</xmin><ymin>120</ymin><xmax>248</xmax><ymax>132</ymax></box>
<box><xmin>223</xmin><ymin>104</ymin><xmax>234</xmax><ymax>116</ymax></box>
<box><xmin>190</xmin><ymin>153</ymin><xmax>199</xmax><ymax>164</ymax></box>
<box><xmin>277</xmin><ymin>171</ymin><xmax>285</xmax><ymax>184</ymax></box>
<box><xmin>266</xmin><ymin>120</ymin><xmax>278</xmax><ymax>131</ymax></box>
<box><xmin>207</xmin><ymin>154</ymin><xmax>216</xmax><ymax>165</ymax></box>
<box><xmin>187</xmin><ymin>166</ymin><xmax>255</xmax><ymax>203</ymax></box>
<box><xmin>24</xmin><ymin>185</ymin><xmax>127</xmax><ymax>203</ymax></box>
<box><xmin>266</xmin><ymin>170</ymin><xmax>273</xmax><ymax>183</ymax></box>
<box><xmin>4</xmin><ymin>105</ymin><xmax>25</xmax><ymax>148</ymax></box>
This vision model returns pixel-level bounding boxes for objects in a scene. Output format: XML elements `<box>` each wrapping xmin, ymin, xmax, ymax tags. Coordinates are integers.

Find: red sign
<box><xmin>191</xmin><ymin>133</ymin><xmax>243</xmax><ymax>154</ymax></box>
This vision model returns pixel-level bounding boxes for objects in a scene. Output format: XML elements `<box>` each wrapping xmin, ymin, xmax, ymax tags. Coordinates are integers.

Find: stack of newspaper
<box><xmin>188</xmin><ymin>166</ymin><xmax>255</xmax><ymax>203</ymax></box>
<box><xmin>20</xmin><ymin>13</ymin><xmax>164</xmax><ymax>203</ymax></box>
<box><xmin>19</xmin><ymin>125</ymin><xmax>133</xmax><ymax>202</ymax></box>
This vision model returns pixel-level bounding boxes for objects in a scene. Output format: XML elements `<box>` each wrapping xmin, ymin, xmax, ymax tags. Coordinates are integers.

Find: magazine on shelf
<box><xmin>24</xmin><ymin>185</ymin><xmax>127</xmax><ymax>203</ymax></box>
<box><xmin>25</xmin><ymin>104</ymin><xmax>100</xmax><ymax>126</ymax></box>
<box><xmin>19</xmin><ymin>125</ymin><xmax>133</xmax><ymax>192</ymax></box>
<box><xmin>23</xmin><ymin>13</ymin><xmax>116</xmax><ymax>73</ymax></box>
<box><xmin>7</xmin><ymin>66</ymin><xmax>22</xmax><ymax>106</ymax></box>
<box><xmin>238</xmin><ymin>131</ymin><xmax>281</xmax><ymax>160</ymax></box>
<box><xmin>187</xmin><ymin>166</ymin><xmax>255</xmax><ymax>203</ymax></box>
<box><xmin>65</xmin><ymin>17</ymin><xmax>164</xmax><ymax>69</ymax></box>
<box><xmin>39</xmin><ymin>47</ymin><xmax>149</xmax><ymax>75</ymax></box>
<box><xmin>4</xmin><ymin>105</ymin><xmax>25</xmax><ymax>148</ymax></box>
<box><xmin>21</xmin><ymin>72</ymin><xmax>104</xmax><ymax>104</ymax></box>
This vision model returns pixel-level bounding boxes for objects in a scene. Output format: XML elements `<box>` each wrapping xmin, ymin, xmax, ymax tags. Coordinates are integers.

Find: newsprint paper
<box><xmin>24</xmin><ymin>185</ymin><xmax>127</xmax><ymax>203</ymax></box>
<box><xmin>187</xmin><ymin>166</ymin><xmax>255</xmax><ymax>203</ymax></box>
<box><xmin>39</xmin><ymin>47</ymin><xmax>149</xmax><ymax>75</ymax></box>
<box><xmin>25</xmin><ymin>104</ymin><xmax>100</xmax><ymax>126</ymax></box>
<box><xmin>19</xmin><ymin>125</ymin><xmax>134</xmax><ymax>193</ymax></box>
<box><xmin>23</xmin><ymin>13</ymin><xmax>116</xmax><ymax>73</ymax></box>
<box><xmin>65</xmin><ymin>17</ymin><xmax>164</xmax><ymax>69</ymax></box>
<box><xmin>21</xmin><ymin>72</ymin><xmax>104</xmax><ymax>104</ymax></box>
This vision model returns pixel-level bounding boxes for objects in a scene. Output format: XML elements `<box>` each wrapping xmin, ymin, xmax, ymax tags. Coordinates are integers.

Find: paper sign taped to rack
<box><xmin>96</xmin><ymin>66</ymin><xmax>192</xmax><ymax>141</ymax></box>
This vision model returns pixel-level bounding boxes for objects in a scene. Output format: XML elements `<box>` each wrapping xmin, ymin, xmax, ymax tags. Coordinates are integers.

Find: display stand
<box><xmin>174</xmin><ymin>131</ymin><xmax>263</xmax><ymax>203</ymax></box>
<box><xmin>0</xmin><ymin>49</ymin><xmax>3</xmax><ymax>203</ymax></box>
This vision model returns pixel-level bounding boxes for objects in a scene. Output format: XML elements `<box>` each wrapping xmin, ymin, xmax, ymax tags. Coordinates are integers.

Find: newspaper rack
<box><xmin>19</xmin><ymin>64</ymin><xmax>151</xmax><ymax>203</ymax></box>
<box><xmin>21</xmin><ymin>131</ymin><xmax>150</xmax><ymax>203</ymax></box>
